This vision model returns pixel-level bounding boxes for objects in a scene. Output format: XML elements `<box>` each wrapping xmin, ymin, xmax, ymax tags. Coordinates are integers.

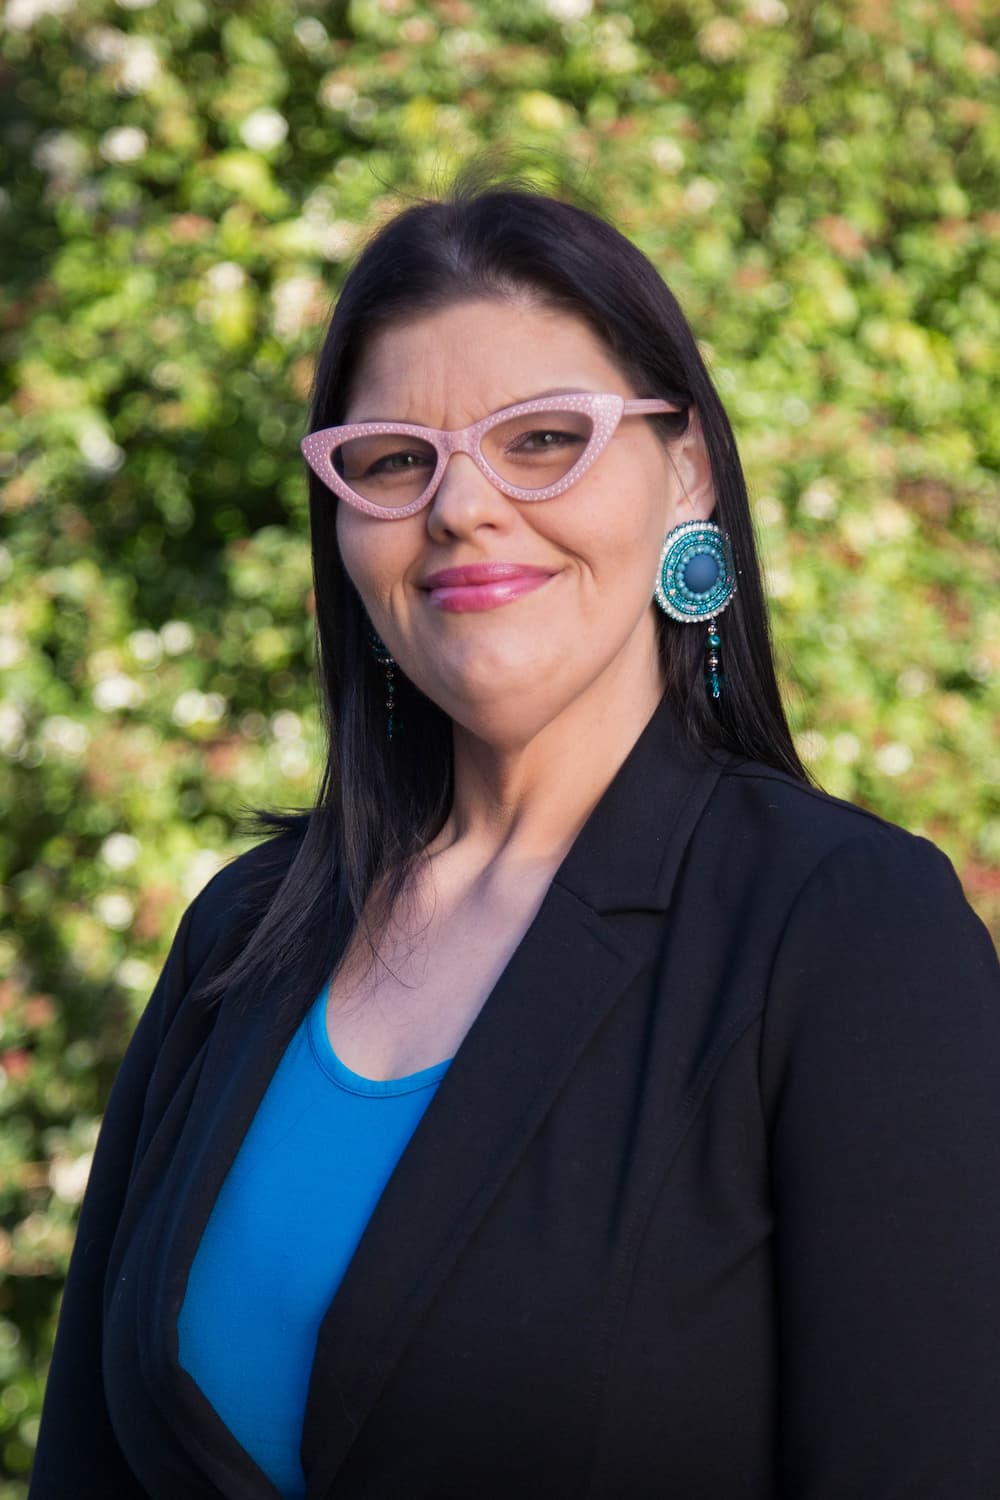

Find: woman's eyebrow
<box><xmin>529</xmin><ymin>385</ymin><xmax>591</xmax><ymax>398</ymax></box>
<box><xmin>348</xmin><ymin>386</ymin><xmax>595</xmax><ymax>426</ymax></box>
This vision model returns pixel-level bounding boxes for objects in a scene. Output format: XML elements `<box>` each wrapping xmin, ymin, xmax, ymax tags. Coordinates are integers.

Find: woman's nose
<box><xmin>425</xmin><ymin>450</ymin><xmax>515</xmax><ymax>538</ymax></box>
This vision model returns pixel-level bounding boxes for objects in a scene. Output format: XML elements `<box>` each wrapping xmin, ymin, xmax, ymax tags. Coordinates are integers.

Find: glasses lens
<box><xmin>332</xmin><ymin>433</ymin><xmax>437</xmax><ymax>508</ymax></box>
<box><xmin>482</xmin><ymin>409</ymin><xmax>594</xmax><ymax>490</ymax></box>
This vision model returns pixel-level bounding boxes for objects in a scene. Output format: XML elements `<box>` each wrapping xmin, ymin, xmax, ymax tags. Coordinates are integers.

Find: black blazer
<box><xmin>29</xmin><ymin>694</ymin><xmax>1000</xmax><ymax>1499</ymax></box>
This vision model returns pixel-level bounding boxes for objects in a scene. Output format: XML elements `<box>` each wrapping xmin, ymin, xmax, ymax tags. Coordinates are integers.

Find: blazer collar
<box><xmin>553</xmin><ymin>689</ymin><xmax>738</xmax><ymax>912</ymax></box>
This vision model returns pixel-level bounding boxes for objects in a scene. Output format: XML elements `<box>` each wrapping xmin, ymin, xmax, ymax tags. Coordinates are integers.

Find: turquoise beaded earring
<box><xmin>653</xmin><ymin>519</ymin><xmax>737</xmax><ymax>700</ymax></box>
<box><xmin>365</xmin><ymin>621</ymin><xmax>399</xmax><ymax>741</ymax></box>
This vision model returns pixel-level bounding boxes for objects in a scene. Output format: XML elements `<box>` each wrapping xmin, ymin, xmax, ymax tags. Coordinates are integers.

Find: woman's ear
<box><xmin>669</xmin><ymin>406</ymin><xmax>716</xmax><ymax>523</ymax></box>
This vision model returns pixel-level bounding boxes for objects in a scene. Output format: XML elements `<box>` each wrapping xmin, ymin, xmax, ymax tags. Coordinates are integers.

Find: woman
<box><xmin>30</xmin><ymin>175</ymin><xmax>1000</xmax><ymax>1499</ymax></box>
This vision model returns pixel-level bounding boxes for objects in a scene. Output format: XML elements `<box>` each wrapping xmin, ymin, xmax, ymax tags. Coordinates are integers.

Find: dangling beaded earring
<box><xmin>365</xmin><ymin>621</ymin><xmax>399</xmax><ymax>741</ymax></box>
<box><xmin>653</xmin><ymin>519</ymin><xmax>737</xmax><ymax>701</ymax></box>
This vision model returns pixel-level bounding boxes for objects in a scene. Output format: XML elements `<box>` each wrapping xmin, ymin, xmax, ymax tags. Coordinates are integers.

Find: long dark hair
<box><xmin>194</xmin><ymin>163</ymin><xmax>810</xmax><ymax>1018</ymax></box>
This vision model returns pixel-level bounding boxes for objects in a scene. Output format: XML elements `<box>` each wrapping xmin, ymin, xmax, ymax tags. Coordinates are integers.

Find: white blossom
<box><xmin>95</xmin><ymin>892</ymin><xmax>135</xmax><ymax>930</ymax></box>
<box><xmin>93</xmin><ymin>672</ymin><xmax>145</xmax><ymax>711</ymax></box>
<box><xmin>101</xmin><ymin>833</ymin><xmax>140</xmax><ymax>870</ymax></box>
<box><xmin>799</xmin><ymin>482</ymin><xmax>838</xmax><ymax>519</ymax></box>
<box><xmin>319</xmin><ymin>79</ymin><xmax>357</xmax><ymax>112</ymax></box>
<box><xmin>0</xmin><ymin>634</ymin><xmax>24</xmax><ymax>669</ymax></box>
<box><xmin>294</xmin><ymin>16</ymin><xmax>327</xmax><ymax>48</ymax></box>
<box><xmin>875</xmin><ymin>742</ymin><xmax>914</xmax><ymax>777</ymax></box>
<box><xmin>795</xmin><ymin>730</ymin><xmax>827</xmax><ymax>763</ymax></box>
<box><xmin>0</xmin><ymin>703</ymin><xmax>26</xmax><ymax>755</ymax></box>
<box><xmin>316</xmin><ymin>220</ymin><xmax>359</xmax><ymax>260</ymax></box>
<box><xmin>546</xmin><ymin>0</ymin><xmax>591</xmax><ymax>17</ymax></box>
<box><xmin>831</xmin><ymin>732</ymin><xmax>862</xmax><ymax>765</ymax></box>
<box><xmin>239</xmin><ymin>108</ymin><xmax>289</xmax><ymax>152</ymax></box>
<box><xmin>650</xmin><ymin>139</ymin><xmax>684</xmax><ymax>174</ymax></box>
<box><xmin>4</xmin><ymin>0</ymin><xmax>76</xmax><ymax>32</ymax></box>
<box><xmin>84</xmin><ymin>26</ymin><xmax>161</xmax><ymax>91</ymax></box>
<box><xmin>272</xmin><ymin>275</ymin><xmax>323</xmax><ymax>340</ymax></box>
<box><xmin>271</xmin><ymin>710</ymin><xmax>302</xmax><ymax>741</ymax></box>
<box><xmin>204</xmin><ymin>261</ymin><xmax>246</xmax><ymax>294</ymax></box>
<box><xmin>897</xmin><ymin>667</ymin><xmax>932</xmax><ymax>698</ymax></box>
<box><xmin>278</xmin><ymin>743</ymin><xmax>310</xmax><ymax>779</ymax></box>
<box><xmin>49</xmin><ymin>1153</ymin><xmax>93</xmax><ymax>1204</ymax></box>
<box><xmin>32</xmin><ymin>130</ymin><xmax>89</xmax><ymax>180</ymax></box>
<box><xmin>754</xmin><ymin>495</ymin><xmax>784</xmax><ymax>526</ymax></box>
<box><xmin>127</xmin><ymin>628</ymin><xmax>163</xmax><ymax>664</ymax></box>
<box><xmin>763</xmin><ymin>565</ymin><xmax>793</xmax><ymax>598</ymax></box>
<box><xmin>79</xmin><ymin>426</ymin><xmax>125</xmax><ymax>473</ymax></box>
<box><xmin>781</xmin><ymin>396</ymin><xmax>810</xmax><ymax>426</ymax></box>
<box><xmin>160</xmin><ymin>619</ymin><xmax>194</xmax><ymax>655</ymax></box>
<box><xmin>172</xmin><ymin>690</ymin><xmax>225</xmax><ymax>727</ymax></box>
<box><xmin>99</xmin><ymin>125</ymin><xmax>149</xmax><ymax>163</ymax></box>
<box><xmin>39</xmin><ymin>715</ymin><xmax>90</xmax><ymax>755</ymax></box>
<box><xmin>745</xmin><ymin>0</ymin><xmax>788</xmax><ymax>24</ymax></box>
<box><xmin>683</xmin><ymin>178</ymin><xmax>719</xmax><ymax>214</ymax></box>
<box><xmin>116</xmin><ymin>957</ymin><xmax>157</xmax><ymax>989</ymax></box>
<box><xmin>183</xmin><ymin>849</ymin><xmax>228</xmax><ymax>900</ymax></box>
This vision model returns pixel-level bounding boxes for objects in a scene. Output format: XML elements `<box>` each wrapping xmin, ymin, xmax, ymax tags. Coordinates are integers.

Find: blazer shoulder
<box><xmin>710</xmin><ymin>753</ymin><xmax>961</xmax><ymax>897</ymax></box>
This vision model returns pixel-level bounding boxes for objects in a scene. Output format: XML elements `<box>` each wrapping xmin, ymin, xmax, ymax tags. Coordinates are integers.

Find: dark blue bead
<box><xmin>684</xmin><ymin>552</ymin><xmax>720</xmax><ymax>593</ymax></box>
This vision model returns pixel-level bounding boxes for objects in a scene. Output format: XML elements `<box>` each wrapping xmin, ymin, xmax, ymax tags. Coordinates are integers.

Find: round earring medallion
<box><xmin>654</xmin><ymin>520</ymin><xmax>736</xmax><ymax>622</ymax></box>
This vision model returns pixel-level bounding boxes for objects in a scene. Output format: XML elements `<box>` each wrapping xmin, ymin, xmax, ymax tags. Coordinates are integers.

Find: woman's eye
<box><xmin>367</xmin><ymin>450</ymin><xmax>432</xmax><ymax>475</ymax></box>
<box><xmin>512</xmin><ymin>429</ymin><xmax>583</xmax><ymax>452</ymax></box>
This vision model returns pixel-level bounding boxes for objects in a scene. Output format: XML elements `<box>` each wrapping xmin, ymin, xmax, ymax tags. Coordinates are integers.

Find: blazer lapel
<box><xmin>301</xmin><ymin>692</ymin><xmax>732</xmax><ymax>1496</ymax></box>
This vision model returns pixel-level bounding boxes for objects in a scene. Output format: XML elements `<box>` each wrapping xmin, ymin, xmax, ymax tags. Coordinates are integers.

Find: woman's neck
<box><xmin>427</xmin><ymin>629</ymin><xmax>668</xmax><ymax>877</ymax></box>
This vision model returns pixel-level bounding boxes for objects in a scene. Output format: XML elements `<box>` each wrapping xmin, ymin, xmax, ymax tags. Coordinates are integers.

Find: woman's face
<box><xmin>335</xmin><ymin>297</ymin><xmax>715</xmax><ymax>745</ymax></box>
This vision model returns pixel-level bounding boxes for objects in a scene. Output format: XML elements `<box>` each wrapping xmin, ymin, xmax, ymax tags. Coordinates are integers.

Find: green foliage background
<box><xmin>1</xmin><ymin>0</ymin><xmax>999</xmax><ymax>1488</ymax></box>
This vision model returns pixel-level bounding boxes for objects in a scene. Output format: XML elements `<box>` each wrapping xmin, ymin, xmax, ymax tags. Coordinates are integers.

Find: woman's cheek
<box><xmin>336</xmin><ymin>517</ymin><xmax>398</xmax><ymax>616</ymax></box>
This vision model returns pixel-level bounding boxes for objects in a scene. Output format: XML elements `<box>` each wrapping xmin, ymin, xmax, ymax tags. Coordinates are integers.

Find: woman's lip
<box><xmin>426</xmin><ymin>573</ymin><xmax>555</xmax><ymax>613</ymax></box>
<box><xmin>421</xmin><ymin>562</ymin><xmax>555</xmax><ymax>588</ymax></box>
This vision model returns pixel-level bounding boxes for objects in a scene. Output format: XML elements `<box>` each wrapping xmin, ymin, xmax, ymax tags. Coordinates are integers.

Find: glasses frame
<box><xmin>299</xmin><ymin>391</ymin><xmax>686</xmax><ymax>520</ymax></box>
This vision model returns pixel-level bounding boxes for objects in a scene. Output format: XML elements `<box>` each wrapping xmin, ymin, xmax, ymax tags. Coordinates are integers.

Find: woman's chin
<box><xmin>423</xmin><ymin>667</ymin><xmax>586</xmax><ymax>750</ymax></box>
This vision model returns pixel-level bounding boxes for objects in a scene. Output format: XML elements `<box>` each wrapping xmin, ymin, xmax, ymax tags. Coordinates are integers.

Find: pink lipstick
<box><xmin>422</xmin><ymin>562</ymin><xmax>556</xmax><ymax>614</ymax></box>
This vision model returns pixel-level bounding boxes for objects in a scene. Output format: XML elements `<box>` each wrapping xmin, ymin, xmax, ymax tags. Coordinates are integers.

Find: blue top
<box><xmin>176</xmin><ymin>981</ymin><xmax>452</xmax><ymax>1499</ymax></box>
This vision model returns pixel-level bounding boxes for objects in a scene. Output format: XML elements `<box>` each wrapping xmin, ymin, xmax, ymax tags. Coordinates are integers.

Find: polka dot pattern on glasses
<box><xmin>300</xmin><ymin>393</ymin><xmax>682</xmax><ymax>519</ymax></box>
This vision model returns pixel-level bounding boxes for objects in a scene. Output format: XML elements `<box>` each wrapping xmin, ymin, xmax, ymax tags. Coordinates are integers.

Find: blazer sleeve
<box><xmin>28</xmin><ymin>897</ymin><xmax>200</xmax><ymax>1499</ymax></box>
<box><xmin>761</xmin><ymin>828</ymin><xmax>1000</xmax><ymax>1499</ymax></box>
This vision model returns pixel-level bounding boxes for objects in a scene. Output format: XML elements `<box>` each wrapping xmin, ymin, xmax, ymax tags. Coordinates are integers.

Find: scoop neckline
<box><xmin>307</xmin><ymin>982</ymin><xmax>453</xmax><ymax>1098</ymax></box>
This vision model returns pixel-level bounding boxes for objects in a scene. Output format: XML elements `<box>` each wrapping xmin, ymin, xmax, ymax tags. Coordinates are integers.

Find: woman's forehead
<box><xmin>345</xmin><ymin>299</ymin><xmax>627</xmax><ymax>425</ymax></box>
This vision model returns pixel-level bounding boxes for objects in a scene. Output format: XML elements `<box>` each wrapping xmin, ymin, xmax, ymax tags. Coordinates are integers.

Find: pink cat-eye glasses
<box><xmin>299</xmin><ymin>391</ymin><xmax>686</xmax><ymax>520</ymax></box>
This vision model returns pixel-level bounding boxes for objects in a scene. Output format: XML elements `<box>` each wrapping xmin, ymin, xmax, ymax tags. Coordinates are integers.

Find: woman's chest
<box><xmin>325</xmin><ymin>873</ymin><xmax>555</xmax><ymax>1079</ymax></box>
<box><xmin>110</xmin><ymin>871</ymin><xmax>785</xmax><ymax>1496</ymax></box>
<box><xmin>148</xmin><ymin>1006</ymin><xmax>775</xmax><ymax>1497</ymax></box>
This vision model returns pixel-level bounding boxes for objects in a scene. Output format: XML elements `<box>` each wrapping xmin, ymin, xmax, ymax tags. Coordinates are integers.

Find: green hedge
<box><xmin>1</xmin><ymin>0</ymin><xmax>998</xmax><ymax>1489</ymax></box>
